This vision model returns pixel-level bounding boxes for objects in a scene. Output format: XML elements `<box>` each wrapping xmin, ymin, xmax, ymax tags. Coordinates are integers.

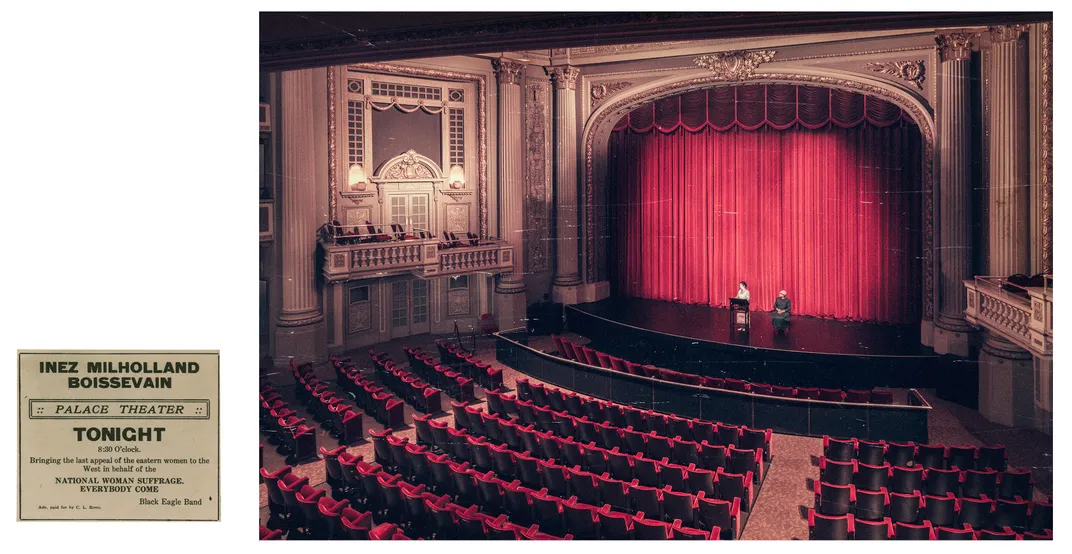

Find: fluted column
<box><xmin>988</xmin><ymin>24</ymin><xmax>1031</xmax><ymax>278</ymax></box>
<box><xmin>549</xmin><ymin>65</ymin><xmax>583</xmax><ymax>303</ymax></box>
<box><xmin>493</xmin><ymin>58</ymin><xmax>527</xmax><ymax>293</ymax></box>
<box><xmin>275</xmin><ymin>68</ymin><xmax>327</xmax><ymax>364</ymax></box>
<box><xmin>932</xmin><ymin>32</ymin><xmax>978</xmax><ymax>357</ymax></box>
<box><xmin>493</xmin><ymin>59</ymin><xmax>528</xmax><ymax>331</ymax></box>
<box><xmin>978</xmin><ymin>25</ymin><xmax>1036</xmax><ymax>430</ymax></box>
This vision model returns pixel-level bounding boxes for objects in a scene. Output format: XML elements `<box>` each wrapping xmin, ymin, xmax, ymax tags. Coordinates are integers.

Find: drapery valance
<box><xmin>612</xmin><ymin>84</ymin><xmax>915</xmax><ymax>133</ymax></box>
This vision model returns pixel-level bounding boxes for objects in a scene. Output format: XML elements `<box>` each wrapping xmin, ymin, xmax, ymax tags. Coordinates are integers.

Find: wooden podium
<box><xmin>729</xmin><ymin>298</ymin><xmax>750</xmax><ymax>332</ymax></box>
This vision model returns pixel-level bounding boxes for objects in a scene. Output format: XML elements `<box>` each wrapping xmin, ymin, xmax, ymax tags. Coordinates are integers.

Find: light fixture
<box><xmin>348</xmin><ymin>164</ymin><xmax>367</xmax><ymax>191</ymax></box>
<box><xmin>449</xmin><ymin>165</ymin><xmax>465</xmax><ymax>189</ymax></box>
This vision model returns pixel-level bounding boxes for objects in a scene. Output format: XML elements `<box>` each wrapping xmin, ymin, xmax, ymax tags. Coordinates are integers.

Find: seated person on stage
<box><xmin>736</xmin><ymin>281</ymin><xmax>751</xmax><ymax>302</ymax></box>
<box><xmin>772</xmin><ymin>289</ymin><xmax>791</xmax><ymax>332</ymax></box>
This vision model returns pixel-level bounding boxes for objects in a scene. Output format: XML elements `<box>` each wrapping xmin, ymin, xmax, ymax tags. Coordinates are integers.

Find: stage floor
<box><xmin>571</xmin><ymin>297</ymin><xmax>934</xmax><ymax>358</ymax></box>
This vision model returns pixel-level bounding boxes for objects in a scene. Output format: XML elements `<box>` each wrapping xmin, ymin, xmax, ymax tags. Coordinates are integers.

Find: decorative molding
<box><xmin>348</xmin><ymin>301</ymin><xmax>371</xmax><ymax>333</ymax></box>
<box><xmin>582</xmin><ymin>71</ymin><xmax>935</xmax><ymax>303</ymax></box>
<box><xmin>590</xmin><ymin>81</ymin><xmax>633</xmax><ymax>109</ymax></box>
<box><xmin>447</xmin><ymin>289</ymin><xmax>470</xmax><ymax>316</ymax></box>
<box><xmin>348</xmin><ymin>63</ymin><xmax>488</xmax><ymax>239</ymax></box>
<box><xmin>328</xmin><ymin>68</ymin><xmax>338</xmax><ymax>221</ymax></box>
<box><xmin>374</xmin><ymin>149</ymin><xmax>442</xmax><ymax>181</ymax></box>
<box><xmin>1040</xmin><ymin>22</ymin><xmax>1052</xmax><ymax>273</ymax></box>
<box><xmin>446</xmin><ymin>204</ymin><xmax>469</xmax><ymax>234</ymax></box>
<box><xmin>492</xmin><ymin>58</ymin><xmax>525</xmax><ymax>85</ymax></box>
<box><xmin>525</xmin><ymin>79</ymin><xmax>553</xmax><ymax>273</ymax></box>
<box><xmin>980</xmin><ymin>334</ymin><xmax>1033</xmax><ymax>360</ymax></box>
<box><xmin>345</xmin><ymin>207</ymin><xmax>371</xmax><ymax>227</ymax></box>
<box><xmin>935</xmin><ymin>32</ymin><xmax>975</xmax><ymax>62</ymax></box>
<box><xmin>692</xmin><ymin>50</ymin><xmax>776</xmax><ymax>80</ymax></box>
<box><xmin>774</xmin><ymin>45</ymin><xmax>931</xmax><ymax>63</ymax></box>
<box><xmin>549</xmin><ymin>65</ymin><xmax>580</xmax><ymax>90</ymax></box>
<box><xmin>989</xmin><ymin>24</ymin><xmax>1030</xmax><ymax>43</ymax></box>
<box><xmin>864</xmin><ymin>60</ymin><xmax>925</xmax><ymax>90</ymax></box>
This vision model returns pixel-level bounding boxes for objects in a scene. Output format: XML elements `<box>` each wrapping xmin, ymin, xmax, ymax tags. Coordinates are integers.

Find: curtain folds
<box><xmin>609</xmin><ymin>121</ymin><xmax>923</xmax><ymax>324</ymax></box>
<box><xmin>613</xmin><ymin>84</ymin><xmax>912</xmax><ymax>133</ymax></box>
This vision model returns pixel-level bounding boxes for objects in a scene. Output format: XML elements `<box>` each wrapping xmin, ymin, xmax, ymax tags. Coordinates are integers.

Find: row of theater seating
<box><xmin>811</xmin><ymin>434</ymin><xmax>1052</xmax><ymax>541</ymax></box>
<box><xmin>819</xmin><ymin>456</ymin><xmax>1035</xmax><ymax>500</ymax></box>
<box><xmin>431</xmin><ymin>408</ymin><xmax>750</xmax><ymax>530</ymax></box>
<box><xmin>324</xmin><ymin>447</ymin><xmax>571</xmax><ymax>539</ymax></box>
<box><xmin>260</xmin><ymin>382</ymin><xmax>319</xmax><ymax>463</ymax></box>
<box><xmin>808</xmin><ymin>511</ymin><xmax>1052</xmax><ymax>540</ymax></box>
<box><xmin>371</xmin><ymin>352</ymin><xmax>443</xmax><ymax>413</ymax></box>
<box><xmin>365</xmin><ymin>422</ymin><xmax>729</xmax><ymax>539</ymax></box>
<box><xmin>286</xmin><ymin>362</ymin><xmax>367</xmax><ymax>446</ymax></box>
<box><xmin>398</xmin><ymin>347</ymin><xmax>477</xmax><ymax>403</ymax></box>
<box><xmin>823</xmin><ymin>436</ymin><xmax>1008</xmax><ymax>471</ymax></box>
<box><xmin>327</xmin><ymin>356</ymin><xmax>406</xmax><ymax>428</ymax></box>
<box><xmin>428</xmin><ymin>339</ymin><xmax>505</xmax><ymax>390</ymax></box>
<box><xmin>504</xmin><ymin>378</ymin><xmax>773</xmax><ymax>463</ymax></box>
<box><xmin>552</xmin><ymin>334</ymin><xmax>894</xmax><ymax>404</ymax></box>
<box><xmin>455</xmin><ymin>395</ymin><xmax>766</xmax><ymax>497</ymax></box>
<box><xmin>259</xmin><ymin>462</ymin><xmax>426</xmax><ymax>540</ymax></box>
<box><xmin>814</xmin><ymin>481</ymin><xmax>1051</xmax><ymax>534</ymax></box>
<box><xmin>311</xmin><ymin>447</ymin><xmax>576</xmax><ymax>540</ymax></box>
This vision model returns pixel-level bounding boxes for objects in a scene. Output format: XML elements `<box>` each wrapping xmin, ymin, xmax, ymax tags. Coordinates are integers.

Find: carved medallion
<box><xmin>693</xmin><ymin>50</ymin><xmax>776</xmax><ymax>80</ymax></box>
<box><xmin>590</xmin><ymin>81</ymin><xmax>633</xmax><ymax>109</ymax></box>
<box><xmin>380</xmin><ymin>149</ymin><xmax>437</xmax><ymax>180</ymax></box>
<box><xmin>864</xmin><ymin>60</ymin><xmax>926</xmax><ymax>90</ymax></box>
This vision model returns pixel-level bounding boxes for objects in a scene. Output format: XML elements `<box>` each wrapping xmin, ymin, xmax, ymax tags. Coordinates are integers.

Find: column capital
<box><xmin>989</xmin><ymin>24</ymin><xmax>1030</xmax><ymax>44</ymax></box>
<box><xmin>935</xmin><ymin>32</ymin><xmax>976</xmax><ymax>62</ymax></box>
<box><xmin>492</xmin><ymin>58</ymin><xmax>525</xmax><ymax>86</ymax></box>
<box><xmin>548</xmin><ymin>65</ymin><xmax>581</xmax><ymax>90</ymax></box>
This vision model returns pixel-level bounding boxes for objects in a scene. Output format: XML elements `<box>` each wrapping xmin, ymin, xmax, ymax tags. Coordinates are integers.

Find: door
<box><xmin>388</xmin><ymin>193</ymin><xmax>431</xmax><ymax>235</ymax></box>
<box><xmin>389</xmin><ymin>279</ymin><xmax>431</xmax><ymax>339</ymax></box>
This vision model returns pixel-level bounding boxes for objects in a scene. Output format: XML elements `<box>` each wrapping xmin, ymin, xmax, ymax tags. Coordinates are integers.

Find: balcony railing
<box><xmin>964</xmin><ymin>276</ymin><xmax>1052</xmax><ymax>358</ymax></box>
<box><xmin>321</xmin><ymin>235</ymin><xmax>513</xmax><ymax>283</ymax></box>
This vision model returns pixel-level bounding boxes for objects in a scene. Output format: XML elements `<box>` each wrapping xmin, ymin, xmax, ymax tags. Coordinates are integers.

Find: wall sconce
<box><xmin>348</xmin><ymin>164</ymin><xmax>367</xmax><ymax>191</ymax></box>
<box><xmin>449</xmin><ymin>165</ymin><xmax>465</xmax><ymax>189</ymax></box>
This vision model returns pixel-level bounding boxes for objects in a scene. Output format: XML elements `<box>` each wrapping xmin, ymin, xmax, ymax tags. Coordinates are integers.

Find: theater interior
<box><xmin>258</xmin><ymin>11</ymin><xmax>1054</xmax><ymax>540</ymax></box>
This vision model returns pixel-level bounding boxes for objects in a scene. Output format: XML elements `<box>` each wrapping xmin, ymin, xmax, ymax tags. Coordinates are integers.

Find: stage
<box><xmin>566</xmin><ymin>297</ymin><xmax>939</xmax><ymax>389</ymax></box>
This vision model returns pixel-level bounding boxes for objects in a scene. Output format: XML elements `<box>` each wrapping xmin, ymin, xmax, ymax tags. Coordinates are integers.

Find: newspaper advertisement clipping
<box><xmin>18</xmin><ymin>350</ymin><xmax>220</xmax><ymax>521</ymax></box>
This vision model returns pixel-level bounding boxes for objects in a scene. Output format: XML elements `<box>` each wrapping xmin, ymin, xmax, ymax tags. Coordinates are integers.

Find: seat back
<box><xmin>809</xmin><ymin>510</ymin><xmax>853</xmax><ymax>540</ymax></box>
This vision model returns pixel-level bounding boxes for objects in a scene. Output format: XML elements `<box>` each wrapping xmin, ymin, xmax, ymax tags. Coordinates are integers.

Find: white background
<box><xmin>0</xmin><ymin>0</ymin><xmax>1065</xmax><ymax>550</ymax></box>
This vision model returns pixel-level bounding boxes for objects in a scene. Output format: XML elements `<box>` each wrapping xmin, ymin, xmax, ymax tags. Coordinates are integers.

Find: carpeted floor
<box><xmin>259</xmin><ymin>332</ymin><xmax>1053</xmax><ymax>539</ymax></box>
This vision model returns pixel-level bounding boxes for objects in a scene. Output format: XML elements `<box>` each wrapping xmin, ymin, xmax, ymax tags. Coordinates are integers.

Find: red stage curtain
<box><xmin>609</xmin><ymin>122</ymin><xmax>922</xmax><ymax>324</ymax></box>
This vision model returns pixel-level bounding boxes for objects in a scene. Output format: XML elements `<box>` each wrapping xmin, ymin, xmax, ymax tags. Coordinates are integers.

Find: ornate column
<box><xmin>932</xmin><ymin>32</ymin><xmax>978</xmax><ymax>357</ymax></box>
<box><xmin>987</xmin><ymin>24</ymin><xmax>1031</xmax><ymax>277</ymax></box>
<box><xmin>978</xmin><ymin>25</ymin><xmax>1036</xmax><ymax>430</ymax></box>
<box><xmin>275</xmin><ymin>68</ymin><xmax>327</xmax><ymax>364</ymax></box>
<box><xmin>493</xmin><ymin>58</ymin><xmax>527</xmax><ymax>330</ymax></box>
<box><xmin>548</xmin><ymin>65</ymin><xmax>583</xmax><ymax>304</ymax></box>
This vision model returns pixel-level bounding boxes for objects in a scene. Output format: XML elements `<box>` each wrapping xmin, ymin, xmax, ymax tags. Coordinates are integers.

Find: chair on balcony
<box><xmin>364</xmin><ymin>221</ymin><xmax>392</xmax><ymax>242</ymax></box>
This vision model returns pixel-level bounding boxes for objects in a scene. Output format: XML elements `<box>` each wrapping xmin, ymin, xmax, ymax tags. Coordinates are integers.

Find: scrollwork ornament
<box><xmin>590</xmin><ymin>81</ymin><xmax>633</xmax><ymax>108</ymax></box>
<box><xmin>693</xmin><ymin>50</ymin><xmax>776</xmax><ymax>80</ymax></box>
<box><xmin>864</xmin><ymin>60</ymin><xmax>926</xmax><ymax>90</ymax></box>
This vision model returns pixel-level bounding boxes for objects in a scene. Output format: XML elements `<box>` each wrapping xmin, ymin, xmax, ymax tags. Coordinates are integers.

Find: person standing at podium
<box><xmin>735</xmin><ymin>281</ymin><xmax>751</xmax><ymax>302</ymax></box>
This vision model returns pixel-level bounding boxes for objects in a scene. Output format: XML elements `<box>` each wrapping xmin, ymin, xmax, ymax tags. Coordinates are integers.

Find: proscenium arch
<box><xmin>581</xmin><ymin>67</ymin><xmax>937</xmax><ymax>322</ymax></box>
